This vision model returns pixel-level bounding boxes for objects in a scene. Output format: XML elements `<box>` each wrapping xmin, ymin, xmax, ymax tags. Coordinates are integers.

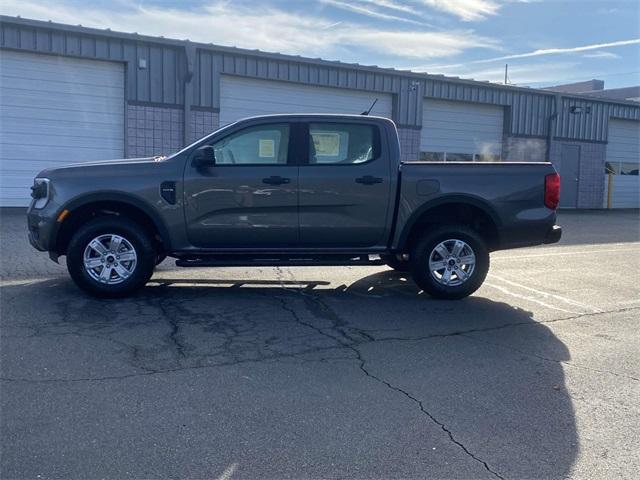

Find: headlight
<box><xmin>31</xmin><ymin>178</ymin><xmax>51</xmax><ymax>209</ymax></box>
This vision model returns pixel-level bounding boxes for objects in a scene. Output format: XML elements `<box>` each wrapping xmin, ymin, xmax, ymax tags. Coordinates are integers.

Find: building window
<box><xmin>606</xmin><ymin>161</ymin><xmax>639</xmax><ymax>175</ymax></box>
<box><xmin>419</xmin><ymin>152</ymin><xmax>445</xmax><ymax>161</ymax></box>
<box><xmin>446</xmin><ymin>153</ymin><xmax>474</xmax><ymax>162</ymax></box>
<box><xmin>418</xmin><ymin>151</ymin><xmax>502</xmax><ymax>162</ymax></box>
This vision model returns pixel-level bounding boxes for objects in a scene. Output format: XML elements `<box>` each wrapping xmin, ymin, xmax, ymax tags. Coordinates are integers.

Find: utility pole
<box><xmin>504</xmin><ymin>64</ymin><xmax>508</xmax><ymax>85</ymax></box>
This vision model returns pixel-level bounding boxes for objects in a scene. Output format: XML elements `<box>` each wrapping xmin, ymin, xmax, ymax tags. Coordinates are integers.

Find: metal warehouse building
<box><xmin>1</xmin><ymin>16</ymin><xmax>638</xmax><ymax>208</ymax></box>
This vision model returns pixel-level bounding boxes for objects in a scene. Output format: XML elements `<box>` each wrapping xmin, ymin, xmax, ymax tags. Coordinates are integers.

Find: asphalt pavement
<box><xmin>1</xmin><ymin>209</ymin><xmax>639</xmax><ymax>479</ymax></box>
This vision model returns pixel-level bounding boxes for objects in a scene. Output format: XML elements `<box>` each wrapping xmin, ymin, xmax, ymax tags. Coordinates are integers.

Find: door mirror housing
<box><xmin>192</xmin><ymin>145</ymin><xmax>215</xmax><ymax>168</ymax></box>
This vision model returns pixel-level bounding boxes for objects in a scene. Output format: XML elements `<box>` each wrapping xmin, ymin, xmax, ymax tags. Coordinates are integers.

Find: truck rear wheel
<box><xmin>66</xmin><ymin>217</ymin><xmax>156</xmax><ymax>298</ymax></box>
<box><xmin>410</xmin><ymin>225</ymin><xmax>489</xmax><ymax>300</ymax></box>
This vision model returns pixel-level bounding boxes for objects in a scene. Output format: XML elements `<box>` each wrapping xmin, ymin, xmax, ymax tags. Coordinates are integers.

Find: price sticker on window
<box><xmin>259</xmin><ymin>139</ymin><xmax>275</xmax><ymax>158</ymax></box>
<box><xmin>312</xmin><ymin>132</ymin><xmax>341</xmax><ymax>156</ymax></box>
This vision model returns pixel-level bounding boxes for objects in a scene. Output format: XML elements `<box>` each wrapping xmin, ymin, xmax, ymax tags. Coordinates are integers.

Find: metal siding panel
<box><xmin>50</xmin><ymin>31</ymin><xmax>64</xmax><ymax>53</ymax></box>
<box><xmin>246</xmin><ymin>56</ymin><xmax>257</xmax><ymax>77</ymax></box>
<box><xmin>65</xmin><ymin>33</ymin><xmax>80</xmax><ymax>55</ymax></box>
<box><xmin>136</xmin><ymin>44</ymin><xmax>150</xmax><ymax>101</ymax></box>
<box><xmin>35</xmin><ymin>30</ymin><xmax>49</xmax><ymax>52</ymax></box>
<box><xmin>200</xmin><ymin>52</ymin><xmax>212</xmax><ymax>107</ymax></box>
<box><xmin>210</xmin><ymin>54</ymin><xmax>222</xmax><ymax>108</ymax></box>
<box><xmin>278</xmin><ymin>61</ymin><xmax>288</xmax><ymax>80</ymax></box>
<box><xmin>318</xmin><ymin>67</ymin><xmax>328</xmax><ymax>85</ymax></box>
<box><xmin>192</xmin><ymin>50</ymin><xmax>201</xmax><ymax>105</ymax></box>
<box><xmin>122</xmin><ymin>42</ymin><xmax>136</xmax><ymax>101</ymax></box>
<box><xmin>257</xmin><ymin>58</ymin><xmax>268</xmax><ymax>77</ymax></box>
<box><xmin>288</xmin><ymin>61</ymin><xmax>298</xmax><ymax>82</ymax></box>
<box><xmin>2</xmin><ymin>25</ymin><xmax>19</xmax><ymax>48</ymax></box>
<box><xmin>268</xmin><ymin>60</ymin><xmax>278</xmax><ymax>79</ymax></box>
<box><xmin>223</xmin><ymin>54</ymin><xmax>234</xmax><ymax>73</ymax></box>
<box><xmin>338</xmin><ymin>69</ymin><xmax>347</xmax><ymax>88</ymax></box>
<box><xmin>81</xmin><ymin>36</ymin><xmax>95</xmax><ymax>57</ymax></box>
<box><xmin>149</xmin><ymin>46</ymin><xmax>163</xmax><ymax>103</ymax></box>
<box><xmin>95</xmin><ymin>38</ymin><xmax>108</xmax><ymax>58</ymax></box>
<box><xmin>374</xmin><ymin>74</ymin><xmax>384</xmax><ymax>92</ymax></box>
<box><xmin>162</xmin><ymin>48</ymin><xmax>176</xmax><ymax>104</ymax></box>
<box><xmin>365</xmin><ymin>72</ymin><xmax>374</xmax><ymax>91</ymax></box>
<box><xmin>19</xmin><ymin>28</ymin><xmax>35</xmax><ymax>50</ymax></box>
<box><xmin>108</xmin><ymin>39</ymin><xmax>123</xmax><ymax>60</ymax></box>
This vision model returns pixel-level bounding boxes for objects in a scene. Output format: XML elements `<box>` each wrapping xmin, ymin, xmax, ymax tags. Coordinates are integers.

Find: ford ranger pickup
<box><xmin>27</xmin><ymin>114</ymin><xmax>562</xmax><ymax>298</ymax></box>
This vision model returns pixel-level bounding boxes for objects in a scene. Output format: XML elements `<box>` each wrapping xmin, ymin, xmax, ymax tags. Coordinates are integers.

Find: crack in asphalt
<box><xmin>352</xmin><ymin>346</ymin><xmax>505</xmax><ymax>480</ymax></box>
<box><xmin>272</xmin><ymin>268</ymin><xmax>505</xmax><ymax>479</ymax></box>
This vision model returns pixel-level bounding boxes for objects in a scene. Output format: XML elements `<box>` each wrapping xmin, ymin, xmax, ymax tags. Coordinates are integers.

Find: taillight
<box><xmin>544</xmin><ymin>173</ymin><xmax>560</xmax><ymax>210</ymax></box>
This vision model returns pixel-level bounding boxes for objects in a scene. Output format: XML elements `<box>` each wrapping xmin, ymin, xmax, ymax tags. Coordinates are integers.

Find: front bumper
<box><xmin>27</xmin><ymin>204</ymin><xmax>56</xmax><ymax>252</ymax></box>
<box><xmin>543</xmin><ymin>224</ymin><xmax>562</xmax><ymax>244</ymax></box>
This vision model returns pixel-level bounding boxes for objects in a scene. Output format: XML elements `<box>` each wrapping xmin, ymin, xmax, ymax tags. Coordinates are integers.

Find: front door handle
<box><xmin>355</xmin><ymin>175</ymin><xmax>383</xmax><ymax>185</ymax></box>
<box><xmin>262</xmin><ymin>176</ymin><xmax>291</xmax><ymax>185</ymax></box>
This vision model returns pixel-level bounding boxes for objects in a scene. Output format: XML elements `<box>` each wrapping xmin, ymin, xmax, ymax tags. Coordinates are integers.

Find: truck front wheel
<box><xmin>66</xmin><ymin>217</ymin><xmax>156</xmax><ymax>298</ymax></box>
<box><xmin>410</xmin><ymin>225</ymin><xmax>489</xmax><ymax>300</ymax></box>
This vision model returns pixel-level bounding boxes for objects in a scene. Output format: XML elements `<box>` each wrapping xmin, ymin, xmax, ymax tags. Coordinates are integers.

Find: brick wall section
<box><xmin>550</xmin><ymin>140</ymin><xmax>606</xmax><ymax>208</ymax></box>
<box><xmin>503</xmin><ymin>136</ymin><xmax>547</xmax><ymax>162</ymax></box>
<box><xmin>397</xmin><ymin>127</ymin><xmax>420</xmax><ymax>161</ymax></box>
<box><xmin>126</xmin><ymin>104</ymin><xmax>184</xmax><ymax>158</ymax></box>
<box><xmin>189</xmin><ymin>110</ymin><xmax>220</xmax><ymax>144</ymax></box>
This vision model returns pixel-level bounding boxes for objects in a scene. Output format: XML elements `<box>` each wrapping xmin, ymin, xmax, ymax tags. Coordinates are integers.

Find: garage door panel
<box><xmin>0</xmin><ymin>50</ymin><xmax>124</xmax><ymax>206</ymax></box>
<box><xmin>2</xmin><ymin>141</ymin><xmax>124</xmax><ymax>159</ymax></box>
<box><xmin>1</xmin><ymin>106</ymin><xmax>123</xmax><ymax>125</ymax></box>
<box><xmin>421</xmin><ymin>99</ymin><xmax>504</xmax><ymax>157</ymax></box>
<box><xmin>606</xmin><ymin>119</ymin><xmax>640</xmax><ymax>208</ymax></box>
<box><xmin>220</xmin><ymin>76</ymin><xmax>392</xmax><ymax>126</ymax></box>
<box><xmin>2</xmin><ymin>90</ymin><xmax>124</xmax><ymax>113</ymax></box>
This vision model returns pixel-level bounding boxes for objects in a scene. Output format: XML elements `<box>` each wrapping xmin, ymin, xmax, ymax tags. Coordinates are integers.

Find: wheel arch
<box><xmin>396</xmin><ymin>195</ymin><xmax>502</xmax><ymax>253</ymax></box>
<box><xmin>52</xmin><ymin>192</ymin><xmax>171</xmax><ymax>256</ymax></box>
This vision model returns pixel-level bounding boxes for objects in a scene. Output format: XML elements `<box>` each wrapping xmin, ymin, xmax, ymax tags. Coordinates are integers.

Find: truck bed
<box><xmin>394</xmin><ymin>162</ymin><xmax>559</xmax><ymax>250</ymax></box>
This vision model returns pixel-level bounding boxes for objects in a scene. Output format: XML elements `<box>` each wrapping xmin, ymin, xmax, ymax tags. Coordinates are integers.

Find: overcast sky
<box><xmin>2</xmin><ymin>0</ymin><xmax>639</xmax><ymax>89</ymax></box>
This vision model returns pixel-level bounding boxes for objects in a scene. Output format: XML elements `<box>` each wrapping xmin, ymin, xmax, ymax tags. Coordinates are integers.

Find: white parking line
<box><xmin>483</xmin><ymin>282</ymin><xmax>580</xmax><ymax>314</ymax></box>
<box><xmin>492</xmin><ymin>245</ymin><xmax>640</xmax><ymax>260</ymax></box>
<box><xmin>489</xmin><ymin>274</ymin><xmax>603</xmax><ymax>314</ymax></box>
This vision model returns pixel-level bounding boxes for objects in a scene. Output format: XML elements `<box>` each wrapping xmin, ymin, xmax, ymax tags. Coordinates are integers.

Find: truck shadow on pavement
<box><xmin>1</xmin><ymin>271</ymin><xmax>578</xmax><ymax>479</ymax></box>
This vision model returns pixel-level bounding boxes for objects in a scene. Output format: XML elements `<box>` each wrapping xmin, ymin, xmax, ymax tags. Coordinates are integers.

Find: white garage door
<box><xmin>0</xmin><ymin>50</ymin><xmax>124</xmax><ymax>206</ymax></box>
<box><xmin>219</xmin><ymin>76</ymin><xmax>393</xmax><ymax>126</ymax></box>
<box><xmin>420</xmin><ymin>99</ymin><xmax>504</xmax><ymax>161</ymax></box>
<box><xmin>604</xmin><ymin>119</ymin><xmax>640</xmax><ymax>208</ymax></box>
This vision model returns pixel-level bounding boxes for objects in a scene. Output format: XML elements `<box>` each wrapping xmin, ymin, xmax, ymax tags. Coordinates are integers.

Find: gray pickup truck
<box><xmin>27</xmin><ymin>114</ymin><xmax>561</xmax><ymax>299</ymax></box>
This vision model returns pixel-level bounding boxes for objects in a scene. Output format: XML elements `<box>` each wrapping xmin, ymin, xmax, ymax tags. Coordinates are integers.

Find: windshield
<box><xmin>166</xmin><ymin>121</ymin><xmax>238</xmax><ymax>159</ymax></box>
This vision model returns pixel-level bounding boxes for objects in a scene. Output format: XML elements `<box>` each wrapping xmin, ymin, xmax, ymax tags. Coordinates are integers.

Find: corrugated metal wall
<box><xmin>1</xmin><ymin>16</ymin><xmax>639</xmax><ymax>141</ymax></box>
<box><xmin>555</xmin><ymin>96</ymin><xmax>640</xmax><ymax>142</ymax></box>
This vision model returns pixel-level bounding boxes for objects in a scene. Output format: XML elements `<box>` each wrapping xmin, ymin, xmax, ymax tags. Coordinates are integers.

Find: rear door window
<box><xmin>308</xmin><ymin>123</ymin><xmax>378</xmax><ymax>165</ymax></box>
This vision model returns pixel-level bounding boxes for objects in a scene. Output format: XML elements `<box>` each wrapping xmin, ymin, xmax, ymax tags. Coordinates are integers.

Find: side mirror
<box><xmin>192</xmin><ymin>145</ymin><xmax>215</xmax><ymax>168</ymax></box>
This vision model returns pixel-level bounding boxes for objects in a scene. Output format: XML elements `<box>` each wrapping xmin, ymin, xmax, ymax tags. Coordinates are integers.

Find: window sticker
<box><xmin>258</xmin><ymin>139</ymin><xmax>275</xmax><ymax>158</ymax></box>
<box><xmin>311</xmin><ymin>132</ymin><xmax>341</xmax><ymax>157</ymax></box>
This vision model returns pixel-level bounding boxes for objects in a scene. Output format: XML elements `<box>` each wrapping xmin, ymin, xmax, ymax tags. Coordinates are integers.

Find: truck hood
<box><xmin>38</xmin><ymin>156</ymin><xmax>167</xmax><ymax>178</ymax></box>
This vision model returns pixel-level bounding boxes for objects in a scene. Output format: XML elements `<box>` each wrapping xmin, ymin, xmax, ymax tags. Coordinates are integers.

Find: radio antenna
<box><xmin>361</xmin><ymin>98</ymin><xmax>378</xmax><ymax>115</ymax></box>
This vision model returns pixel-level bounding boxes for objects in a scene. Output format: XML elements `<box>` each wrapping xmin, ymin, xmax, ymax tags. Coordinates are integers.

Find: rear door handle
<box><xmin>262</xmin><ymin>176</ymin><xmax>291</xmax><ymax>185</ymax></box>
<box><xmin>355</xmin><ymin>175</ymin><xmax>383</xmax><ymax>185</ymax></box>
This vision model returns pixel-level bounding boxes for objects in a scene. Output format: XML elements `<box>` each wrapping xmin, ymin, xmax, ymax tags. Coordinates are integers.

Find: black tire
<box><xmin>380</xmin><ymin>253</ymin><xmax>410</xmax><ymax>272</ymax></box>
<box><xmin>410</xmin><ymin>224</ymin><xmax>489</xmax><ymax>300</ymax></box>
<box><xmin>66</xmin><ymin>216</ymin><xmax>156</xmax><ymax>298</ymax></box>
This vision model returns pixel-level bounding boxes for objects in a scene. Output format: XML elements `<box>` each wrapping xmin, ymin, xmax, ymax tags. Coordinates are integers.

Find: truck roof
<box><xmin>231</xmin><ymin>113</ymin><xmax>394</xmax><ymax>123</ymax></box>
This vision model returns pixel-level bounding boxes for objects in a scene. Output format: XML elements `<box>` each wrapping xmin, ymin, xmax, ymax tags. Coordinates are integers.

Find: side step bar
<box><xmin>175</xmin><ymin>254</ymin><xmax>386</xmax><ymax>268</ymax></box>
